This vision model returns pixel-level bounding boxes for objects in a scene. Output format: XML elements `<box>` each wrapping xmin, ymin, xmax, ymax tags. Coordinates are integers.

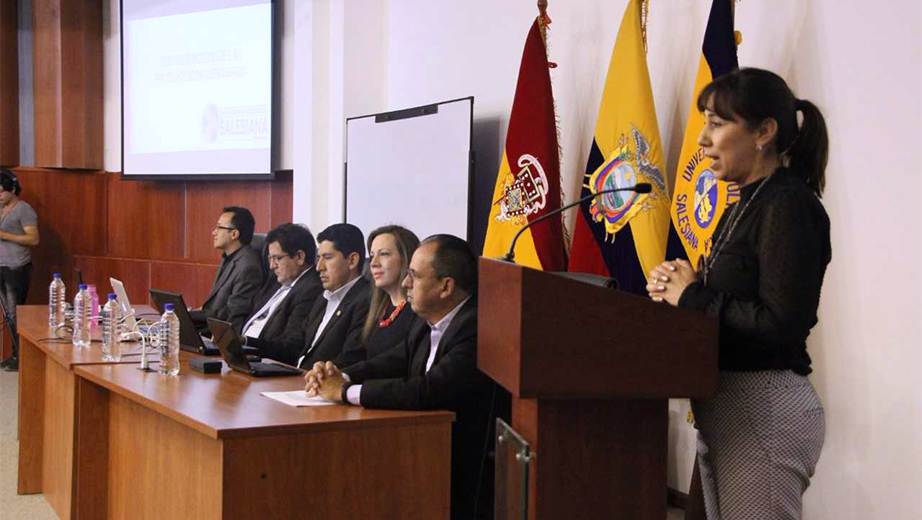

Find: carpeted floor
<box><xmin>0</xmin><ymin>368</ymin><xmax>685</xmax><ymax>520</ymax></box>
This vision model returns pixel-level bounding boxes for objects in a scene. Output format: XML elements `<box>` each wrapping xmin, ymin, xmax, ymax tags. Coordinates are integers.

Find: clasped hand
<box><xmin>304</xmin><ymin>361</ymin><xmax>346</xmax><ymax>402</ymax></box>
<box><xmin>646</xmin><ymin>259</ymin><xmax>697</xmax><ymax>306</ymax></box>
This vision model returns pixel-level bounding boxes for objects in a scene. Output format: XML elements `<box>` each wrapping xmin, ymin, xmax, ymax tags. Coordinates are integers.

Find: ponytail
<box><xmin>697</xmin><ymin>69</ymin><xmax>830</xmax><ymax>198</ymax></box>
<box><xmin>787</xmin><ymin>99</ymin><xmax>829</xmax><ymax>198</ymax></box>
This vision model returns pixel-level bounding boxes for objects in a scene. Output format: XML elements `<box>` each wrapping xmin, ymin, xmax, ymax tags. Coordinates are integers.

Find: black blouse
<box><xmin>678</xmin><ymin>168</ymin><xmax>831</xmax><ymax>375</ymax></box>
<box><xmin>366</xmin><ymin>302</ymin><xmax>418</xmax><ymax>360</ymax></box>
<box><xmin>336</xmin><ymin>301</ymin><xmax>418</xmax><ymax>369</ymax></box>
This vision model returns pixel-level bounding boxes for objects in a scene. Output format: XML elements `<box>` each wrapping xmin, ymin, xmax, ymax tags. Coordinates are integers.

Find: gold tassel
<box><xmin>640</xmin><ymin>0</ymin><xmax>649</xmax><ymax>54</ymax></box>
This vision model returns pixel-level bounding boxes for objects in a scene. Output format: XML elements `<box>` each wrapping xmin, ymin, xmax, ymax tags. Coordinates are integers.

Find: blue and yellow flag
<box><xmin>568</xmin><ymin>0</ymin><xmax>670</xmax><ymax>295</ymax></box>
<box><xmin>671</xmin><ymin>0</ymin><xmax>741</xmax><ymax>268</ymax></box>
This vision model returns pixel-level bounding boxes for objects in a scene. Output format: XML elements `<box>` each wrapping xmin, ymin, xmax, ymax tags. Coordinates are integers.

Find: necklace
<box><xmin>379</xmin><ymin>301</ymin><xmax>406</xmax><ymax>328</ymax></box>
<box><xmin>702</xmin><ymin>175</ymin><xmax>773</xmax><ymax>285</ymax></box>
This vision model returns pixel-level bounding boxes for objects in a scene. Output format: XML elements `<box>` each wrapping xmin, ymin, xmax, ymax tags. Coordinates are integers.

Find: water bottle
<box><xmin>72</xmin><ymin>284</ymin><xmax>92</xmax><ymax>348</ymax></box>
<box><xmin>159</xmin><ymin>304</ymin><xmax>180</xmax><ymax>375</ymax></box>
<box><xmin>48</xmin><ymin>273</ymin><xmax>66</xmax><ymax>328</ymax></box>
<box><xmin>101</xmin><ymin>294</ymin><xmax>122</xmax><ymax>362</ymax></box>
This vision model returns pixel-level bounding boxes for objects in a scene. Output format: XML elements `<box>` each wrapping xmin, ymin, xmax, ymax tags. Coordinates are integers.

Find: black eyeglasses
<box><xmin>214</xmin><ymin>225</ymin><xmax>237</xmax><ymax>232</ymax></box>
<box><xmin>268</xmin><ymin>253</ymin><xmax>290</xmax><ymax>264</ymax></box>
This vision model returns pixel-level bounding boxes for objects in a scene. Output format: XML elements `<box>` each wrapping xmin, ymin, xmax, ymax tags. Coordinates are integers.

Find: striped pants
<box><xmin>691</xmin><ymin>370</ymin><xmax>825</xmax><ymax>520</ymax></box>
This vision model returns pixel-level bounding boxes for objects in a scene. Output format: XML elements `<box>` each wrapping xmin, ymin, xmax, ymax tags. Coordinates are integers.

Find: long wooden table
<box><xmin>17</xmin><ymin>305</ymin><xmax>159</xmax><ymax>518</ymax></box>
<box><xmin>17</xmin><ymin>305</ymin><xmax>454</xmax><ymax>519</ymax></box>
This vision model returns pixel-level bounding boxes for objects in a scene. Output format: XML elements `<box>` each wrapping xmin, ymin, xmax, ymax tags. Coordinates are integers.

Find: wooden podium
<box><xmin>477</xmin><ymin>258</ymin><xmax>718</xmax><ymax>520</ymax></box>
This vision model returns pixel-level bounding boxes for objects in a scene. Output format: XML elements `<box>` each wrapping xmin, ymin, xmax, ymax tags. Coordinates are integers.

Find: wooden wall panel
<box><xmin>72</xmin><ymin>256</ymin><xmax>151</xmax><ymax>307</ymax></box>
<box><xmin>270</xmin><ymin>171</ymin><xmax>293</xmax><ymax>227</ymax></box>
<box><xmin>106</xmin><ymin>174</ymin><xmax>187</xmax><ymax>261</ymax></box>
<box><xmin>32</xmin><ymin>0</ymin><xmax>103</xmax><ymax>169</ymax></box>
<box><xmin>59</xmin><ymin>0</ymin><xmax>103</xmax><ymax>168</ymax></box>
<box><xmin>32</xmin><ymin>0</ymin><xmax>62</xmax><ymax>167</ymax></box>
<box><xmin>0</xmin><ymin>0</ymin><xmax>19</xmax><ymax>166</ymax></box>
<box><xmin>14</xmin><ymin>168</ymin><xmax>107</xmax><ymax>303</ymax></box>
<box><xmin>185</xmin><ymin>181</ymin><xmax>275</xmax><ymax>264</ymax></box>
<box><xmin>8</xmin><ymin>169</ymin><xmax>289</xmax><ymax>316</ymax></box>
<box><xmin>149</xmin><ymin>262</ymin><xmax>219</xmax><ymax>309</ymax></box>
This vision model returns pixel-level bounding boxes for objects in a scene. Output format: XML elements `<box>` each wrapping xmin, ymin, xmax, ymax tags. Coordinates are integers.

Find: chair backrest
<box><xmin>250</xmin><ymin>232</ymin><xmax>270</xmax><ymax>283</ymax></box>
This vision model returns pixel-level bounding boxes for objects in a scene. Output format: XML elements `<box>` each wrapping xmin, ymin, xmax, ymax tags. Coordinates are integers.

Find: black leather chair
<box><xmin>250</xmin><ymin>232</ymin><xmax>270</xmax><ymax>284</ymax></box>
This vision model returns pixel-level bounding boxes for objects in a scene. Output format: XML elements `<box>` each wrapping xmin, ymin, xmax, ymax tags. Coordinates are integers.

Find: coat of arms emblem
<box><xmin>493</xmin><ymin>154</ymin><xmax>550</xmax><ymax>226</ymax></box>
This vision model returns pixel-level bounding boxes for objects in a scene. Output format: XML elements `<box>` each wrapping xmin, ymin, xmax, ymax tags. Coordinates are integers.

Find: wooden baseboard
<box><xmin>668</xmin><ymin>487</ymin><xmax>688</xmax><ymax>509</ymax></box>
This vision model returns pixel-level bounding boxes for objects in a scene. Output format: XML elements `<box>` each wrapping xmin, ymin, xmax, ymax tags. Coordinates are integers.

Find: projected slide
<box><xmin>122</xmin><ymin>1</ymin><xmax>273</xmax><ymax>177</ymax></box>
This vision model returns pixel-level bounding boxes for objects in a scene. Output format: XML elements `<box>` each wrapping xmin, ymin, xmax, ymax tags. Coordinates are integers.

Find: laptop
<box><xmin>109</xmin><ymin>278</ymin><xmax>140</xmax><ymax>331</ymax></box>
<box><xmin>149</xmin><ymin>289</ymin><xmax>221</xmax><ymax>355</ymax></box>
<box><xmin>207</xmin><ymin>318</ymin><xmax>302</xmax><ymax>377</ymax></box>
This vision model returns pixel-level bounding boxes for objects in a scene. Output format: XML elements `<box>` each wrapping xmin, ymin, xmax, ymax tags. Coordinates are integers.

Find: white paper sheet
<box><xmin>260</xmin><ymin>390</ymin><xmax>337</xmax><ymax>407</ymax></box>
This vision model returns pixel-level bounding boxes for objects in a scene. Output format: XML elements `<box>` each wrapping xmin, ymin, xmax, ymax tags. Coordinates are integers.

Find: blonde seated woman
<box><xmin>336</xmin><ymin>225</ymin><xmax>420</xmax><ymax>368</ymax></box>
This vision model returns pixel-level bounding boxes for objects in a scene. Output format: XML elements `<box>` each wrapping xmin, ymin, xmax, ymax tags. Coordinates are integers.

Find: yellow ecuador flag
<box><xmin>671</xmin><ymin>0</ymin><xmax>741</xmax><ymax>268</ymax></box>
<box><xmin>567</xmin><ymin>0</ymin><xmax>670</xmax><ymax>294</ymax></box>
<box><xmin>483</xmin><ymin>16</ymin><xmax>566</xmax><ymax>270</ymax></box>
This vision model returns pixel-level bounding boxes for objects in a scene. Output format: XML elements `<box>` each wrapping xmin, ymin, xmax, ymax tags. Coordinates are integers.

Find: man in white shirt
<box><xmin>305</xmin><ymin>234</ymin><xmax>493</xmax><ymax>519</ymax></box>
<box><xmin>252</xmin><ymin>223</ymin><xmax>370</xmax><ymax>368</ymax></box>
<box><xmin>241</xmin><ymin>223</ymin><xmax>323</xmax><ymax>349</ymax></box>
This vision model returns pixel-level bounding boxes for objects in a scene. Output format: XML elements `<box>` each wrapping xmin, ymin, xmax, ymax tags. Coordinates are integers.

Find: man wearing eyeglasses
<box><xmin>251</xmin><ymin>223</ymin><xmax>370</xmax><ymax>369</ymax></box>
<box><xmin>303</xmin><ymin>234</ymin><xmax>495</xmax><ymax>519</ymax></box>
<box><xmin>190</xmin><ymin>206</ymin><xmax>263</xmax><ymax>334</ymax></box>
<box><xmin>239</xmin><ymin>223</ymin><xmax>323</xmax><ymax>347</ymax></box>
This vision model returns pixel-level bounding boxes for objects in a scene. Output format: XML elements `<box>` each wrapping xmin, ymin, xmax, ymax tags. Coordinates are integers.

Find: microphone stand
<box><xmin>503</xmin><ymin>183</ymin><xmax>652</xmax><ymax>263</ymax></box>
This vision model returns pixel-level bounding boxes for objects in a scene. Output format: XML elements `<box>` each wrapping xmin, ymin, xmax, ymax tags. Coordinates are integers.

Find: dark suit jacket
<box><xmin>243</xmin><ymin>267</ymin><xmax>322</xmax><ymax>345</ymax></box>
<box><xmin>190</xmin><ymin>244</ymin><xmax>263</xmax><ymax>333</ymax></box>
<box><xmin>253</xmin><ymin>276</ymin><xmax>370</xmax><ymax>368</ymax></box>
<box><xmin>344</xmin><ymin>297</ymin><xmax>493</xmax><ymax>519</ymax></box>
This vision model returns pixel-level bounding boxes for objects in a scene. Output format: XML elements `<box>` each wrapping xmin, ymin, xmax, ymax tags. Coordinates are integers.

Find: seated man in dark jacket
<box><xmin>305</xmin><ymin>234</ymin><xmax>494</xmax><ymax>519</ymax></box>
<box><xmin>248</xmin><ymin>223</ymin><xmax>370</xmax><ymax>368</ymax></box>
<box><xmin>190</xmin><ymin>206</ymin><xmax>263</xmax><ymax>334</ymax></box>
<box><xmin>240</xmin><ymin>223</ymin><xmax>323</xmax><ymax>347</ymax></box>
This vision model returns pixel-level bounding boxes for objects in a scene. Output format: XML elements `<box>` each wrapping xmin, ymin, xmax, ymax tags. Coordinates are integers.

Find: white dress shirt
<box><xmin>345</xmin><ymin>297</ymin><xmax>470</xmax><ymax>406</ymax></box>
<box><xmin>242</xmin><ymin>267</ymin><xmax>312</xmax><ymax>339</ymax></box>
<box><xmin>297</xmin><ymin>275</ymin><xmax>362</xmax><ymax>367</ymax></box>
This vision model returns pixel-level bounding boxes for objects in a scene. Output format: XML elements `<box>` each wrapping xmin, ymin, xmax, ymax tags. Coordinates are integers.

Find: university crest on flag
<box><xmin>670</xmin><ymin>0</ymin><xmax>741</xmax><ymax>267</ymax></box>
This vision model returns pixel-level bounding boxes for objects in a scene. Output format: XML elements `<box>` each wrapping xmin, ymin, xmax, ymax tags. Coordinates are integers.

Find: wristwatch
<box><xmin>341</xmin><ymin>382</ymin><xmax>354</xmax><ymax>405</ymax></box>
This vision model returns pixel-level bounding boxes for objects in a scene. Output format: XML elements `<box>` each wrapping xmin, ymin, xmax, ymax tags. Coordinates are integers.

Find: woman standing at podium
<box><xmin>647</xmin><ymin>68</ymin><xmax>831</xmax><ymax>520</ymax></box>
<box><xmin>0</xmin><ymin>169</ymin><xmax>41</xmax><ymax>372</ymax></box>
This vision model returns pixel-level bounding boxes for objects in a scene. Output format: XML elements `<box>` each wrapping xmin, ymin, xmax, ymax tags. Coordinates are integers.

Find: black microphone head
<box><xmin>634</xmin><ymin>183</ymin><xmax>652</xmax><ymax>194</ymax></box>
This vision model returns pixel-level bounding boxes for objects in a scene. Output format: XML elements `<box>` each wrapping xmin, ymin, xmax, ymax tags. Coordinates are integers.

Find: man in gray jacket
<box><xmin>190</xmin><ymin>206</ymin><xmax>263</xmax><ymax>334</ymax></box>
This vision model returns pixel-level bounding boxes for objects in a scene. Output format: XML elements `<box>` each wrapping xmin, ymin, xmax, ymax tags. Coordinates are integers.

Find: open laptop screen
<box><xmin>208</xmin><ymin>318</ymin><xmax>252</xmax><ymax>373</ymax></box>
<box><xmin>149</xmin><ymin>289</ymin><xmax>206</xmax><ymax>352</ymax></box>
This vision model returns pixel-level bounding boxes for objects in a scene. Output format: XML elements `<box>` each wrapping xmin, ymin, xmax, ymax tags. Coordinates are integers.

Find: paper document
<box><xmin>261</xmin><ymin>391</ymin><xmax>337</xmax><ymax>407</ymax></box>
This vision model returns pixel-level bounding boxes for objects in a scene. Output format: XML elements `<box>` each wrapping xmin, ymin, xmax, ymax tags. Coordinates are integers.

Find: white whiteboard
<box><xmin>344</xmin><ymin>97</ymin><xmax>473</xmax><ymax>242</ymax></box>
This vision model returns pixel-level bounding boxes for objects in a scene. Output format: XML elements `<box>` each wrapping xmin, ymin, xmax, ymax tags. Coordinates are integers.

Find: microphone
<box><xmin>503</xmin><ymin>183</ymin><xmax>652</xmax><ymax>263</ymax></box>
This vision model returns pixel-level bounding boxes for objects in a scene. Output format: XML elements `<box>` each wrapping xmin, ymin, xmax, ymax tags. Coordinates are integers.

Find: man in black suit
<box><xmin>252</xmin><ymin>223</ymin><xmax>370</xmax><ymax>368</ymax></box>
<box><xmin>190</xmin><ymin>206</ymin><xmax>263</xmax><ymax>334</ymax></box>
<box><xmin>240</xmin><ymin>223</ymin><xmax>323</xmax><ymax>347</ymax></box>
<box><xmin>306</xmin><ymin>234</ymin><xmax>493</xmax><ymax>520</ymax></box>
